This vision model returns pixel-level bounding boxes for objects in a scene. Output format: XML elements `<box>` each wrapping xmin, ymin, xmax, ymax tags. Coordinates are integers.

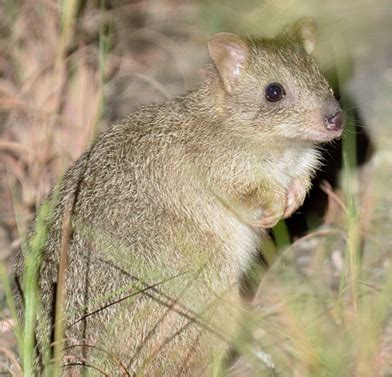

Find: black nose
<box><xmin>325</xmin><ymin>111</ymin><xmax>345</xmax><ymax>132</ymax></box>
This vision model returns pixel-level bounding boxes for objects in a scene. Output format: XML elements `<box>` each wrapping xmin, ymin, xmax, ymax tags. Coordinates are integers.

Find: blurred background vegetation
<box><xmin>0</xmin><ymin>0</ymin><xmax>391</xmax><ymax>376</ymax></box>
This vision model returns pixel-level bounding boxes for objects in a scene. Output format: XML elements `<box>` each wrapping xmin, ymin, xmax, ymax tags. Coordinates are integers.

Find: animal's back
<box><xmin>14</xmin><ymin>99</ymin><xmax>255</xmax><ymax>376</ymax></box>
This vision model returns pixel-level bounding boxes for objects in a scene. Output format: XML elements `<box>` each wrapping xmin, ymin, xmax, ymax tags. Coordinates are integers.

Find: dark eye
<box><xmin>265</xmin><ymin>83</ymin><xmax>286</xmax><ymax>102</ymax></box>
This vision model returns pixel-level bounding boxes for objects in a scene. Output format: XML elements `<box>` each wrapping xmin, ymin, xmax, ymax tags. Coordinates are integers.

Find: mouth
<box><xmin>302</xmin><ymin>126</ymin><xmax>344</xmax><ymax>144</ymax></box>
<box><xmin>326</xmin><ymin>122</ymin><xmax>343</xmax><ymax>133</ymax></box>
<box><xmin>325</xmin><ymin>126</ymin><xmax>344</xmax><ymax>137</ymax></box>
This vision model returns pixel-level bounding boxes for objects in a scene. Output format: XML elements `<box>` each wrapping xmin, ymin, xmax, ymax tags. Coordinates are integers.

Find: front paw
<box><xmin>283</xmin><ymin>177</ymin><xmax>308</xmax><ymax>219</ymax></box>
<box><xmin>251</xmin><ymin>194</ymin><xmax>287</xmax><ymax>229</ymax></box>
<box><xmin>250</xmin><ymin>210</ymin><xmax>282</xmax><ymax>229</ymax></box>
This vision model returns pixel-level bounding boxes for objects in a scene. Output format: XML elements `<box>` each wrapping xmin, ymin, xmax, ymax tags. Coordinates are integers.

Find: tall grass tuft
<box><xmin>22</xmin><ymin>194</ymin><xmax>57</xmax><ymax>376</ymax></box>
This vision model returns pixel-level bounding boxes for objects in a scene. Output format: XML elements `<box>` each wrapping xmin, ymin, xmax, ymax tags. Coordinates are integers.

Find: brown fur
<box><xmin>14</xmin><ymin>18</ymin><xmax>343</xmax><ymax>376</ymax></box>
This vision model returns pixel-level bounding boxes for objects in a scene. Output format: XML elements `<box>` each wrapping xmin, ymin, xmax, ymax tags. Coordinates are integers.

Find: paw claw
<box><xmin>250</xmin><ymin>216</ymin><xmax>280</xmax><ymax>229</ymax></box>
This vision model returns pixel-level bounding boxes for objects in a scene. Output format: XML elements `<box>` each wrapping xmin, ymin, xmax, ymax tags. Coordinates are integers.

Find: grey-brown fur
<box><xmin>14</xmin><ymin>18</ymin><xmax>344</xmax><ymax>376</ymax></box>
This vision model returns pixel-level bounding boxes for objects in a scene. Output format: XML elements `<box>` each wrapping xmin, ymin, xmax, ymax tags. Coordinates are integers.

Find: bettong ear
<box><xmin>208</xmin><ymin>32</ymin><xmax>249</xmax><ymax>94</ymax></box>
<box><xmin>287</xmin><ymin>17</ymin><xmax>317</xmax><ymax>54</ymax></box>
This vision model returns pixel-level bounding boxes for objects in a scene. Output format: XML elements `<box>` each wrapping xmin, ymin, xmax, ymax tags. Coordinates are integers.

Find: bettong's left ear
<box><xmin>287</xmin><ymin>17</ymin><xmax>317</xmax><ymax>54</ymax></box>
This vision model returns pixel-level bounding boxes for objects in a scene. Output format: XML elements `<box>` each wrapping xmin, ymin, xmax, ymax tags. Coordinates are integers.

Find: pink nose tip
<box><xmin>325</xmin><ymin>111</ymin><xmax>345</xmax><ymax>132</ymax></box>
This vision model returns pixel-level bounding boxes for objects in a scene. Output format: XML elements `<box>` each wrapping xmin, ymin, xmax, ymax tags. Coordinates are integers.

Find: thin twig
<box><xmin>62</xmin><ymin>342</ymin><xmax>130</xmax><ymax>376</ymax></box>
<box><xmin>320</xmin><ymin>180</ymin><xmax>348</xmax><ymax>214</ymax></box>
<box><xmin>67</xmin><ymin>271</ymin><xmax>188</xmax><ymax>329</ymax></box>
<box><xmin>0</xmin><ymin>346</ymin><xmax>23</xmax><ymax>374</ymax></box>
<box><xmin>128</xmin><ymin>267</ymin><xmax>205</xmax><ymax>369</ymax></box>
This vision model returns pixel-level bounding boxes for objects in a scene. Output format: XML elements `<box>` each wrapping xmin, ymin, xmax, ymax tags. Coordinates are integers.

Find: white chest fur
<box><xmin>263</xmin><ymin>146</ymin><xmax>321</xmax><ymax>188</ymax></box>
